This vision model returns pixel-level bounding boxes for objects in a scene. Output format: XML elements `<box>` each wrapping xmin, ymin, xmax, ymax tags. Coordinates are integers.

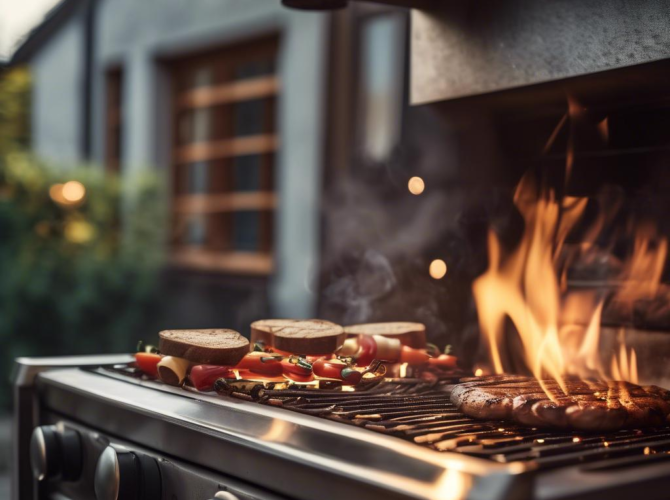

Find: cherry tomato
<box><xmin>355</xmin><ymin>336</ymin><xmax>377</xmax><ymax>367</ymax></box>
<box><xmin>189</xmin><ymin>364</ymin><xmax>235</xmax><ymax>391</ymax></box>
<box><xmin>428</xmin><ymin>354</ymin><xmax>458</xmax><ymax>369</ymax></box>
<box><xmin>399</xmin><ymin>346</ymin><xmax>431</xmax><ymax>365</ymax></box>
<box><xmin>313</xmin><ymin>359</ymin><xmax>362</xmax><ymax>385</ymax></box>
<box><xmin>134</xmin><ymin>352</ymin><xmax>162</xmax><ymax>377</ymax></box>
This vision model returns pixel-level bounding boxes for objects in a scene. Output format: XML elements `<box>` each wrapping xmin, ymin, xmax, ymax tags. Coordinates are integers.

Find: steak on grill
<box><xmin>450</xmin><ymin>375</ymin><xmax>670</xmax><ymax>431</ymax></box>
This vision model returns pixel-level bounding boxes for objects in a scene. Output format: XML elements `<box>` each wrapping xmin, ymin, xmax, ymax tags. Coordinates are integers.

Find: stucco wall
<box><xmin>30</xmin><ymin>6</ymin><xmax>85</xmax><ymax>166</ymax></box>
<box><xmin>89</xmin><ymin>0</ymin><xmax>329</xmax><ymax>319</ymax></box>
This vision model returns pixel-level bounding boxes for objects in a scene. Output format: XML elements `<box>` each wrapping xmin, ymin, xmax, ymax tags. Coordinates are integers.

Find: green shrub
<box><xmin>0</xmin><ymin>153</ymin><xmax>166</xmax><ymax>409</ymax></box>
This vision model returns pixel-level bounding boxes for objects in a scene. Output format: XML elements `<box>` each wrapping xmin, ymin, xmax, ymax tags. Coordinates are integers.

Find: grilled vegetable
<box><xmin>281</xmin><ymin>356</ymin><xmax>313</xmax><ymax>377</ymax></box>
<box><xmin>312</xmin><ymin>358</ymin><xmax>362</xmax><ymax>385</ymax></box>
<box><xmin>157</xmin><ymin>356</ymin><xmax>190</xmax><ymax>386</ymax></box>
<box><xmin>134</xmin><ymin>352</ymin><xmax>162</xmax><ymax>377</ymax></box>
<box><xmin>399</xmin><ymin>346</ymin><xmax>431</xmax><ymax>365</ymax></box>
<box><xmin>355</xmin><ymin>335</ymin><xmax>377</xmax><ymax>366</ymax></box>
<box><xmin>428</xmin><ymin>354</ymin><xmax>458</xmax><ymax>369</ymax></box>
<box><xmin>236</xmin><ymin>352</ymin><xmax>283</xmax><ymax>376</ymax></box>
<box><xmin>283</xmin><ymin>371</ymin><xmax>315</xmax><ymax>383</ymax></box>
<box><xmin>189</xmin><ymin>365</ymin><xmax>236</xmax><ymax>391</ymax></box>
<box><xmin>371</xmin><ymin>335</ymin><xmax>402</xmax><ymax>362</ymax></box>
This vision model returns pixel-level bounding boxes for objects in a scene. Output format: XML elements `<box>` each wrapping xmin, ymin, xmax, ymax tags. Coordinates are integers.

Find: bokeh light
<box><xmin>408</xmin><ymin>176</ymin><xmax>425</xmax><ymax>195</ymax></box>
<box><xmin>62</xmin><ymin>181</ymin><xmax>86</xmax><ymax>203</ymax></box>
<box><xmin>50</xmin><ymin>181</ymin><xmax>86</xmax><ymax>206</ymax></box>
<box><xmin>429</xmin><ymin>259</ymin><xmax>447</xmax><ymax>279</ymax></box>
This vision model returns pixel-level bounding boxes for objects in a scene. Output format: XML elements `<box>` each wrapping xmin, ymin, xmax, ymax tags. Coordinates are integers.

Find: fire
<box><xmin>615</xmin><ymin>224</ymin><xmax>667</xmax><ymax>303</ymax></box>
<box><xmin>472</xmin><ymin>100</ymin><xmax>665</xmax><ymax>395</ymax></box>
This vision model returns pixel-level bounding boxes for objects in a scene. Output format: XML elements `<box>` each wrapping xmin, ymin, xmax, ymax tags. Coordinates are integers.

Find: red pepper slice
<box><xmin>428</xmin><ymin>354</ymin><xmax>458</xmax><ymax>369</ymax></box>
<box><xmin>306</xmin><ymin>354</ymin><xmax>332</xmax><ymax>363</ymax></box>
<box><xmin>281</xmin><ymin>357</ymin><xmax>313</xmax><ymax>377</ymax></box>
<box><xmin>355</xmin><ymin>336</ymin><xmax>377</xmax><ymax>367</ymax></box>
<box><xmin>313</xmin><ymin>359</ymin><xmax>362</xmax><ymax>385</ymax></box>
<box><xmin>134</xmin><ymin>352</ymin><xmax>162</xmax><ymax>377</ymax></box>
<box><xmin>399</xmin><ymin>346</ymin><xmax>431</xmax><ymax>365</ymax></box>
<box><xmin>189</xmin><ymin>365</ymin><xmax>235</xmax><ymax>391</ymax></box>
<box><xmin>236</xmin><ymin>352</ymin><xmax>283</xmax><ymax>376</ymax></box>
<box><xmin>283</xmin><ymin>371</ymin><xmax>315</xmax><ymax>383</ymax></box>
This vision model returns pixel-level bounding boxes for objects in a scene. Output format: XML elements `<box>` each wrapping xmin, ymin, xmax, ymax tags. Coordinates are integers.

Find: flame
<box><xmin>473</xmin><ymin>174</ymin><xmax>576</xmax><ymax>398</ymax></box>
<box><xmin>399</xmin><ymin>363</ymin><xmax>409</xmax><ymax>378</ymax></box>
<box><xmin>471</xmin><ymin>99</ymin><xmax>666</xmax><ymax>394</ymax></box>
<box><xmin>615</xmin><ymin>224</ymin><xmax>667</xmax><ymax>303</ymax></box>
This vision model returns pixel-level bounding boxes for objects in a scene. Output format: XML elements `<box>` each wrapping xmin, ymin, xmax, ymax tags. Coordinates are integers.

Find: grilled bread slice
<box><xmin>251</xmin><ymin>319</ymin><xmax>345</xmax><ymax>355</ymax></box>
<box><xmin>344</xmin><ymin>322</ymin><xmax>427</xmax><ymax>349</ymax></box>
<box><xmin>159</xmin><ymin>329</ymin><xmax>248</xmax><ymax>365</ymax></box>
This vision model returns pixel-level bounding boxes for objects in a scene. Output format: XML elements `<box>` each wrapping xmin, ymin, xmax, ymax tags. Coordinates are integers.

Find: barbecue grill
<box><xmin>13</xmin><ymin>1</ymin><xmax>670</xmax><ymax>499</ymax></box>
<box><xmin>13</xmin><ymin>356</ymin><xmax>670</xmax><ymax>500</ymax></box>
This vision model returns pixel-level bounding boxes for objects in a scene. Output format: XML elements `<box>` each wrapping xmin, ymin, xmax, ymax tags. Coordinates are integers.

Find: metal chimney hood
<box><xmin>411</xmin><ymin>0</ymin><xmax>670</xmax><ymax>105</ymax></box>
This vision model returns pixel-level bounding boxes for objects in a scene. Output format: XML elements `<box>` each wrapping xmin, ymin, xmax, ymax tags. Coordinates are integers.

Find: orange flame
<box><xmin>472</xmin><ymin>100</ymin><xmax>664</xmax><ymax>394</ymax></box>
<box><xmin>615</xmin><ymin>224</ymin><xmax>667</xmax><ymax>303</ymax></box>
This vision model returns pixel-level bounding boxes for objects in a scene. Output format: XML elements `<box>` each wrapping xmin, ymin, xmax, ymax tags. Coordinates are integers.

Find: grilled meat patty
<box><xmin>450</xmin><ymin>375</ymin><xmax>670</xmax><ymax>431</ymax></box>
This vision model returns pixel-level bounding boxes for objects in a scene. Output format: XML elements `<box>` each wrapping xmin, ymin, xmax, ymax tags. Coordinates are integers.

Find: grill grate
<box><xmin>251</xmin><ymin>376</ymin><xmax>670</xmax><ymax>471</ymax></box>
<box><xmin>104</xmin><ymin>364</ymin><xmax>670</xmax><ymax>471</ymax></box>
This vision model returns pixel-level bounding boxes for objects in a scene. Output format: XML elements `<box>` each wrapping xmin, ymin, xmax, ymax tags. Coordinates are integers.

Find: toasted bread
<box><xmin>159</xmin><ymin>329</ymin><xmax>248</xmax><ymax>365</ymax></box>
<box><xmin>251</xmin><ymin>319</ymin><xmax>344</xmax><ymax>355</ymax></box>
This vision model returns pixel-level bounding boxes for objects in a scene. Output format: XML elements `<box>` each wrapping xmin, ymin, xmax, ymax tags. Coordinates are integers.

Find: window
<box><xmin>169</xmin><ymin>38</ymin><xmax>278</xmax><ymax>275</ymax></box>
<box><xmin>105</xmin><ymin>68</ymin><xmax>123</xmax><ymax>172</ymax></box>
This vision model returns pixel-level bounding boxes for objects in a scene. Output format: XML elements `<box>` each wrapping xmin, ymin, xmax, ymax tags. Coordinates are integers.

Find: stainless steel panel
<box><xmin>411</xmin><ymin>0</ymin><xmax>670</xmax><ymax>104</ymax></box>
<box><xmin>12</xmin><ymin>355</ymin><xmax>134</xmax><ymax>500</ymax></box>
<box><xmin>36</xmin><ymin>368</ymin><xmax>532</xmax><ymax>500</ymax></box>
<box><xmin>39</xmin><ymin>415</ymin><xmax>289</xmax><ymax>500</ymax></box>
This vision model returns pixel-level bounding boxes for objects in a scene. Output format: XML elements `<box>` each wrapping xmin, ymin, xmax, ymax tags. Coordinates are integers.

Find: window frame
<box><xmin>167</xmin><ymin>36</ymin><xmax>280</xmax><ymax>276</ymax></box>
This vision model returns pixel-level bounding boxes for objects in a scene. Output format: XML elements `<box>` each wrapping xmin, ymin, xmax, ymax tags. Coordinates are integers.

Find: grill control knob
<box><xmin>212</xmin><ymin>492</ymin><xmax>240</xmax><ymax>500</ymax></box>
<box><xmin>94</xmin><ymin>446</ymin><xmax>161</xmax><ymax>500</ymax></box>
<box><xmin>30</xmin><ymin>425</ymin><xmax>82</xmax><ymax>482</ymax></box>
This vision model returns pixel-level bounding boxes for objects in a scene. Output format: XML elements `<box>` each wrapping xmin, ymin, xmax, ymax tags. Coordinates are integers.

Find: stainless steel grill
<box><xmin>14</xmin><ymin>357</ymin><xmax>670</xmax><ymax>500</ymax></box>
<box><xmin>230</xmin><ymin>373</ymin><xmax>670</xmax><ymax>471</ymax></box>
<box><xmin>106</xmin><ymin>362</ymin><xmax>670</xmax><ymax>473</ymax></box>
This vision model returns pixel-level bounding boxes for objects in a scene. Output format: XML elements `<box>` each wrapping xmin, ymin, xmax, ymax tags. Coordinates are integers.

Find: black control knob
<box><xmin>30</xmin><ymin>425</ymin><xmax>82</xmax><ymax>482</ymax></box>
<box><xmin>211</xmin><ymin>492</ymin><xmax>240</xmax><ymax>500</ymax></box>
<box><xmin>94</xmin><ymin>446</ymin><xmax>161</xmax><ymax>500</ymax></box>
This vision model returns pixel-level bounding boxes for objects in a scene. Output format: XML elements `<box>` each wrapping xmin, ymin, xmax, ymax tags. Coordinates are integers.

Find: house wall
<box><xmin>87</xmin><ymin>0</ymin><xmax>329</xmax><ymax>324</ymax></box>
<box><xmin>30</xmin><ymin>5</ymin><xmax>86</xmax><ymax>166</ymax></box>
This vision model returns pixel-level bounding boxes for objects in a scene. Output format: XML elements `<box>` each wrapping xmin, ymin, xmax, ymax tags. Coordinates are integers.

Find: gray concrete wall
<box><xmin>30</xmin><ymin>6</ymin><xmax>85</xmax><ymax>166</ymax></box>
<box><xmin>88</xmin><ymin>0</ymin><xmax>329</xmax><ymax>318</ymax></box>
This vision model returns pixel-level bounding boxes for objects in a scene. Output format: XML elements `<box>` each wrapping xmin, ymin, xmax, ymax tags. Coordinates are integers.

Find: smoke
<box><xmin>317</xmin><ymin>105</ymin><xmax>503</xmax><ymax>356</ymax></box>
<box><xmin>322</xmin><ymin>249</ymin><xmax>396</xmax><ymax>324</ymax></box>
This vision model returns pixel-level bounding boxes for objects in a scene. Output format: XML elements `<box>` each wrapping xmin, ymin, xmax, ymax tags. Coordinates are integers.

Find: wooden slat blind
<box><xmin>168</xmin><ymin>37</ymin><xmax>279</xmax><ymax>275</ymax></box>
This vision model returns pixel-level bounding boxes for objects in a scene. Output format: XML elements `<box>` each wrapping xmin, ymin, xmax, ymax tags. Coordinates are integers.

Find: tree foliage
<box><xmin>0</xmin><ymin>66</ymin><xmax>31</xmax><ymax>155</ymax></box>
<box><xmin>0</xmin><ymin>68</ymin><xmax>166</xmax><ymax>410</ymax></box>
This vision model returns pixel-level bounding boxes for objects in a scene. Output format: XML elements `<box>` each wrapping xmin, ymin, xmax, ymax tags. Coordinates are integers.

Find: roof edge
<box><xmin>10</xmin><ymin>0</ymin><xmax>84</xmax><ymax>66</ymax></box>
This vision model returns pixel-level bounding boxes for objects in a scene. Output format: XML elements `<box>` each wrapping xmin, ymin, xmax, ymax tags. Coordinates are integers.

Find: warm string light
<box><xmin>429</xmin><ymin>259</ymin><xmax>448</xmax><ymax>279</ymax></box>
<box><xmin>408</xmin><ymin>176</ymin><xmax>425</xmax><ymax>195</ymax></box>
